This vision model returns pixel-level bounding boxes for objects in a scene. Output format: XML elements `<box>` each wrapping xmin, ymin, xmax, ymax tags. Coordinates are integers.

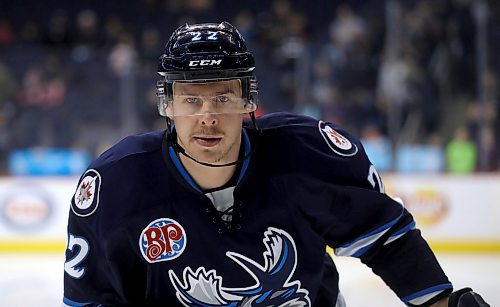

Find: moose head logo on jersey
<box><xmin>140</xmin><ymin>218</ymin><xmax>187</xmax><ymax>263</ymax></box>
<box><xmin>168</xmin><ymin>227</ymin><xmax>311</xmax><ymax>307</ymax></box>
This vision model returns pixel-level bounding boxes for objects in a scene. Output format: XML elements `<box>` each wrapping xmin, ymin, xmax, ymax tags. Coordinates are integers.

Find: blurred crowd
<box><xmin>0</xmin><ymin>0</ymin><xmax>499</xmax><ymax>174</ymax></box>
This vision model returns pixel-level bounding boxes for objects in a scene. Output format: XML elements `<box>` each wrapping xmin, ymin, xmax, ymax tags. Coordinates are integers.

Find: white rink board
<box><xmin>383</xmin><ymin>174</ymin><xmax>500</xmax><ymax>242</ymax></box>
<box><xmin>0</xmin><ymin>177</ymin><xmax>77</xmax><ymax>244</ymax></box>
<box><xmin>0</xmin><ymin>175</ymin><xmax>499</xmax><ymax>248</ymax></box>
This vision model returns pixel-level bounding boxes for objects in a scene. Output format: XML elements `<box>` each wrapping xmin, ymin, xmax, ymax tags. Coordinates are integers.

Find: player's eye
<box><xmin>215</xmin><ymin>95</ymin><xmax>230</xmax><ymax>104</ymax></box>
<box><xmin>185</xmin><ymin>97</ymin><xmax>201</xmax><ymax>104</ymax></box>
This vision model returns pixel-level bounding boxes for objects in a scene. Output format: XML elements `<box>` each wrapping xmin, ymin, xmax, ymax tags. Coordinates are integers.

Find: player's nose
<box><xmin>199</xmin><ymin>113</ymin><xmax>218</xmax><ymax>126</ymax></box>
<box><xmin>198</xmin><ymin>100</ymin><xmax>219</xmax><ymax>126</ymax></box>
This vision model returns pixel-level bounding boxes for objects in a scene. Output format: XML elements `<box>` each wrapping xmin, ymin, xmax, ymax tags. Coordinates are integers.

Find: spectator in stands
<box><xmin>447</xmin><ymin>0</ymin><xmax>476</xmax><ymax>97</ymax></box>
<box><xmin>298</xmin><ymin>56</ymin><xmax>335</xmax><ymax>119</ymax></box>
<box><xmin>19</xmin><ymin>21</ymin><xmax>41</xmax><ymax>44</ymax></box>
<box><xmin>360</xmin><ymin>124</ymin><xmax>392</xmax><ymax>172</ymax></box>
<box><xmin>320</xmin><ymin>86</ymin><xmax>352</xmax><ymax>130</ymax></box>
<box><xmin>446</xmin><ymin>126</ymin><xmax>477</xmax><ymax>173</ymax></box>
<box><xmin>74</xmin><ymin>9</ymin><xmax>102</xmax><ymax>48</ymax></box>
<box><xmin>42</xmin><ymin>9</ymin><xmax>72</xmax><ymax>49</ymax></box>
<box><xmin>0</xmin><ymin>62</ymin><xmax>16</xmax><ymax>104</ymax></box>
<box><xmin>329</xmin><ymin>4</ymin><xmax>367</xmax><ymax>56</ymax></box>
<box><xmin>184</xmin><ymin>0</ymin><xmax>214</xmax><ymax>12</ymax></box>
<box><xmin>17</xmin><ymin>57</ymin><xmax>66</xmax><ymax>108</ymax></box>
<box><xmin>72</xmin><ymin>9</ymin><xmax>103</xmax><ymax>63</ymax></box>
<box><xmin>0</xmin><ymin>62</ymin><xmax>17</xmax><ymax>174</ymax></box>
<box><xmin>138</xmin><ymin>26</ymin><xmax>161</xmax><ymax>73</ymax></box>
<box><xmin>107</xmin><ymin>33</ymin><xmax>138</xmax><ymax>77</ymax></box>
<box><xmin>233</xmin><ymin>10</ymin><xmax>256</xmax><ymax>45</ymax></box>
<box><xmin>477</xmin><ymin>125</ymin><xmax>499</xmax><ymax>172</ymax></box>
<box><xmin>103</xmin><ymin>15</ymin><xmax>125</xmax><ymax>47</ymax></box>
<box><xmin>0</xmin><ymin>19</ymin><xmax>15</xmax><ymax>47</ymax></box>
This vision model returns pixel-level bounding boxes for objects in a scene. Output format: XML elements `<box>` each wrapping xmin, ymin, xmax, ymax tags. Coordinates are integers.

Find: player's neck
<box><xmin>179</xmin><ymin>143</ymin><xmax>241</xmax><ymax>191</ymax></box>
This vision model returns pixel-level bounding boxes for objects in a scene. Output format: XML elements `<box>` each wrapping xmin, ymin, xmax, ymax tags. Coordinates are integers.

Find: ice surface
<box><xmin>0</xmin><ymin>253</ymin><xmax>498</xmax><ymax>306</ymax></box>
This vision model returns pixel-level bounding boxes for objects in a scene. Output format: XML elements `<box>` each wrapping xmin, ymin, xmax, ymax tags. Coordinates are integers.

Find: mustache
<box><xmin>191</xmin><ymin>127</ymin><xmax>225</xmax><ymax>136</ymax></box>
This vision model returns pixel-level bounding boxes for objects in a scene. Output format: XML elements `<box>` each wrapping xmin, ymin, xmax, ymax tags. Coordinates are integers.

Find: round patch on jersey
<box><xmin>71</xmin><ymin>169</ymin><xmax>101</xmax><ymax>217</ymax></box>
<box><xmin>318</xmin><ymin>121</ymin><xmax>358</xmax><ymax>156</ymax></box>
<box><xmin>139</xmin><ymin>218</ymin><xmax>187</xmax><ymax>263</ymax></box>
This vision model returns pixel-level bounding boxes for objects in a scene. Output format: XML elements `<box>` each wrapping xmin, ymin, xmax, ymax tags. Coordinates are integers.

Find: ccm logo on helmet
<box><xmin>188</xmin><ymin>59</ymin><xmax>222</xmax><ymax>67</ymax></box>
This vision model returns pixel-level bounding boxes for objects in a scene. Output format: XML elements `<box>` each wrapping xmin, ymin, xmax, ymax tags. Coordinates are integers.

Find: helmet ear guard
<box><xmin>156</xmin><ymin>80</ymin><xmax>169</xmax><ymax>117</ymax></box>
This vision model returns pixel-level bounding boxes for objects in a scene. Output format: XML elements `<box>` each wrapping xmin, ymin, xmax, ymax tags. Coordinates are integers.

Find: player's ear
<box><xmin>166</xmin><ymin>103</ymin><xmax>174</xmax><ymax>118</ymax></box>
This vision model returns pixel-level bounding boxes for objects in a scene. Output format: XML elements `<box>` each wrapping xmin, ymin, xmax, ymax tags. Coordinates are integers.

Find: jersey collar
<box><xmin>166</xmin><ymin>128</ymin><xmax>252</xmax><ymax>193</ymax></box>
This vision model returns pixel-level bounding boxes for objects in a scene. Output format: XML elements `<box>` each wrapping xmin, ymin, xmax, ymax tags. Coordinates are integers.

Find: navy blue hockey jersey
<box><xmin>64</xmin><ymin>113</ymin><xmax>452</xmax><ymax>306</ymax></box>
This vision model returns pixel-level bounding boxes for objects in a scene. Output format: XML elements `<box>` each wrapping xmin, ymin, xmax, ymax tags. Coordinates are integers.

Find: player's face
<box><xmin>170</xmin><ymin>80</ymin><xmax>245</xmax><ymax>164</ymax></box>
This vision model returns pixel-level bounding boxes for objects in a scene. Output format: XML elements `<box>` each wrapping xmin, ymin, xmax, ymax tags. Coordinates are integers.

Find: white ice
<box><xmin>0</xmin><ymin>253</ymin><xmax>498</xmax><ymax>306</ymax></box>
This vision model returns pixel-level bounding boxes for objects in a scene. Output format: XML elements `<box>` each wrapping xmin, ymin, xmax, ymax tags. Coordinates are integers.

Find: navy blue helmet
<box><xmin>156</xmin><ymin>22</ymin><xmax>258</xmax><ymax>117</ymax></box>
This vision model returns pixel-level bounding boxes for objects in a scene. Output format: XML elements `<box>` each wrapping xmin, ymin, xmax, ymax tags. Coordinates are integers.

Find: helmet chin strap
<box><xmin>165</xmin><ymin>112</ymin><xmax>260</xmax><ymax>168</ymax></box>
<box><xmin>172</xmin><ymin>141</ymin><xmax>255</xmax><ymax>168</ymax></box>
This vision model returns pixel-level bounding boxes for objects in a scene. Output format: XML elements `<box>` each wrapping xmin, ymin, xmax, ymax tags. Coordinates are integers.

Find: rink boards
<box><xmin>0</xmin><ymin>174</ymin><xmax>499</xmax><ymax>253</ymax></box>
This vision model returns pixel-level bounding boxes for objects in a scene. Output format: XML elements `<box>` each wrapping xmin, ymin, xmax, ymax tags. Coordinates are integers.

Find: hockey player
<box><xmin>63</xmin><ymin>22</ymin><xmax>489</xmax><ymax>306</ymax></box>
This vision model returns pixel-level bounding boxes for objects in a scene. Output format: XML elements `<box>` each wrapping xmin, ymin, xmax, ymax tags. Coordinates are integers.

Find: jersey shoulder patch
<box><xmin>71</xmin><ymin>169</ymin><xmax>101</xmax><ymax>217</ymax></box>
<box><xmin>318</xmin><ymin>121</ymin><xmax>358</xmax><ymax>157</ymax></box>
